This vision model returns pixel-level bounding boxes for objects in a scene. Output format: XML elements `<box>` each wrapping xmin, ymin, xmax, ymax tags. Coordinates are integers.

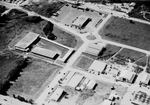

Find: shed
<box><xmin>67</xmin><ymin>73</ymin><xmax>84</xmax><ymax>88</ymax></box>
<box><xmin>86</xmin><ymin>80</ymin><xmax>97</xmax><ymax>90</ymax></box>
<box><xmin>15</xmin><ymin>32</ymin><xmax>40</xmax><ymax>51</ymax></box>
<box><xmin>89</xmin><ymin>60</ymin><xmax>107</xmax><ymax>73</ymax></box>
<box><xmin>50</xmin><ymin>88</ymin><xmax>65</xmax><ymax>102</ymax></box>
<box><xmin>31</xmin><ymin>46</ymin><xmax>59</xmax><ymax>60</ymax></box>
<box><xmin>85</xmin><ymin>47</ymin><xmax>101</xmax><ymax>56</ymax></box>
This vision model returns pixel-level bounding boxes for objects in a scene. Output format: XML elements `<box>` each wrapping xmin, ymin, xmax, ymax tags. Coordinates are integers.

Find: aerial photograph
<box><xmin>0</xmin><ymin>0</ymin><xmax>150</xmax><ymax>105</ymax></box>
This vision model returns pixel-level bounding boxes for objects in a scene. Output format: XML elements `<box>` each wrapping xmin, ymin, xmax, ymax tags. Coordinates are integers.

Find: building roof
<box><xmin>15</xmin><ymin>32</ymin><xmax>39</xmax><ymax>49</ymax></box>
<box><xmin>50</xmin><ymin>88</ymin><xmax>64</xmax><ymax>102</ymax></box>
<box><xmin>85</xmin><ymin>47</ymin><xmax>101</xmax><ymax>56</ymax></box>
<box><xmin>67</xmin><ymin>73</ymin><xmax>84</xmax><ymax>88</ymax></box>
<box><xmin>89</xmin><ymin>60</ymin><xmax>107</xmax><ymax>72</ymax></box>
<box><xmin>102</xmin><ymin>100</ymin><xmax>112</xmax><ymax>105</ymax></box>
<box><xmin>31</xmin><ymin>46</ymin><xmax>58</xmax><ymax>59</ymax></box>
<box><xmin>119</xmin><ymin>70</ymin><xmax>135</xmax><ymax>82</ymax></box>
<box><xmin>86</xmin><ymin>80</ymin><xmax>97</xmax><ymax>90</ymax></box>
<box><xmin>72</xmin><ymin>15</ymin><xmax>89</xmax><ymax>27</ymax></box>
<box><xmin>141</xmin><ymin>74</ymin><xmax>150</xmax><ymax>85</ymax></box>
<box><xmin>88</xmin><ymin>43</ymin><xmax>104</xmax><ymax>51</ymax></box>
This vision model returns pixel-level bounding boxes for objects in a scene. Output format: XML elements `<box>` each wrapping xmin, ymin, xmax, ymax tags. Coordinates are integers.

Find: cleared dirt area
<box><xmin>99</xmin><ymin>16</ymin><xmax>150</xmax><ymax>51</ymax></box>
<box><xmin>7</xmin><ymin>58</ymin><xmax>61</xmax><ymax>101</ymax></box>
<box><xmin>115</xmin><ymin>48</ymin><xmax>146</xmax><ymax>63</ymax></box>
<box><xmin>74</xmin><ymin>55</ymin><xmax>94</xmax><ymax>70</ymax></box>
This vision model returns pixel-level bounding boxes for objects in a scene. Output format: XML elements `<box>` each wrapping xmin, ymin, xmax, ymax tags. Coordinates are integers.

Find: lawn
<box><xmin>134</xmin><ymin>56</ymin><xmax>147</xmax><ymax>67</ymax></box>
<box><xmin>99</xmin><ymin>16</ymin><xmax>150</xmax><ymax>51</ymax></box>
<box><xmin>115</xmin><ymin>48</ymin><xmax>146</xmax><ymax>62</ymax></box>
<box><xmin>7</xmin><ymin>58</ymin><xmax>61</xmax><ymax>101</ymax></box>
<box><xmin>74</xmin><ymin>55</ymin><xmax>94</xmax><ymax>70</ymax></box>
<box><xmin>0</xmin><ymin>51</ymin><xmax>24</xmax><ymax>92</ymax></box>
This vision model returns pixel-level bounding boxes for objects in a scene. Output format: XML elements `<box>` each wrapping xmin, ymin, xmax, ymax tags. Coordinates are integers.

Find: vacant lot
<box><xmin>115</xmin><ymin>48</ymin><xmax>146</xmax><ymax>62</ymax></box>
<box><xmin>98</xmin><ymin>44</ymin><xmax>121</xmax><ymax>60</ymax></box>
<box><xmin>134</xmin><ymin>56</ymin><xmax>147</xmax><ymax>67</ymax></box>
<box><xmin>74</xmin><ymin>55</ymin><xmax>94</xmax><ymax>70</ymax></box>
<box><xmin>0</xmin><ymin>51</ymin><xmax>24</xmax><ymax>91</ymax></box>
<box><xmin>7</xmin><ymin>58</ymin><xmax>61</xmax><ymax>101</ymax></box>
<box><xmin>99</xmin><ymin>16</ymin><xmax>150</xmax><ymax>51</ymax></box>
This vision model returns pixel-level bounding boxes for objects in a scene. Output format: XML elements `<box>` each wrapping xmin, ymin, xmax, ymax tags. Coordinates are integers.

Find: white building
<box><xmin>50</xmin><ymin>88</ymin><xmax>65</xmax><ymax>102</ymax></box>
<box><xmin>15</xmin><ymin>32</ymin><xmax>40</xmax><ymax>51</ymax></box>
<box><xmin>89</xmin><ymin>60</ymin><xmax>107</xmax><ymax>73</ymax></box>
<box><xmin>67</xmin><ymin>73</ymin><xmax>84</xmax><ymax>88</ymax></box>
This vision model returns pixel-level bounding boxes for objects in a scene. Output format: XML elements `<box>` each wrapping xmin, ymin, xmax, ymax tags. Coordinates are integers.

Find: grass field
<box><xmin>74</xmin><ymin>55</ymin><xmax>94</xmax><ymax>70</ymax></box>
<box><xmin>115</xmin><ymin>48</ymin><xmax>146</xmax><ymax>63</ymax></box>
<box><xmin>0</xmin><ymin>51</ymin><xmax>24</xmax><ymax>91</ymax></box>
<box><xmin>99</xmin><ymin>16</ymin><xmax>150</xmax><ymax>51</ymax></box>
<box><xmin>7</xmin><ymin>58</ymin><xmax>61</xmax><ymax>101</ymax></box>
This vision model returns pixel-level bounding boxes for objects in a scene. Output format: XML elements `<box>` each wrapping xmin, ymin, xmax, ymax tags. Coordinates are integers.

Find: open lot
<box><xmin>134</xmin><ymin>56</ymin><xmax>147</xmax><ymax>67</ymax></box>
<box><xmin>99</xmin><ymin>16</ymin><xmax>150</xmax><ymax>51</ymax></box>
<box><xmin>115</xmin><ymin>48</ymin><xmax>146</xmax><ymax>63</ymax></box>
<box><xmin>37</xmin><ymin>38</ymin><xmax>69</xmax><ymax>59</ymax></box>
<box><xmin>7</xmin><ymin>58</ymin><xmax>61</xmax><ymax>101</ymax></box>
<box><xmin>73</xmin><ymin>55</ymin><xmax>94</xmax><ymax>70</ymax></box>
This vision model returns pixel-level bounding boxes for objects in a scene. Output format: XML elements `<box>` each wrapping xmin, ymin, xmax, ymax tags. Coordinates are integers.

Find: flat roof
<box><xmin>31</xmin><ymin>46</ymin><xmax>58</xmax><ymax>58</ymax></box>
<box><xmin>87</xmin><ymin>80</ymin><xmax>97</xmax><ymax>89</ymax></box>
<box><xmin>72</xmin><ymin>15</ymin><xmax>89</xmax><ymax>26</ymax></box>
<box><xmin>50</xmin><ymin>88</ymin><xmax>64</xmax><ymax>101</ymax></box>
<box><xmin>88</xmin><ymin>43</ymin><xmax>104</xmax><ymax>50</ymax></box>
<box><xmin>67</xmin><ymin>73</ymin><xmax>84</xmax><ymax>88</ymax></box>
<box><xmin>141</xmin><ymin>74</ymin><xmax>150</xmax><ymax>84</ymax></box>
<box><xmin>119</xmin><ymin>70</ymin><xmax>135</xmax><ymax>81</ymax></box>
<box><xmin>85</xmin><ymin>47</ymin><xmax>101</xmax><ymax>56</ymax></box>
<box><xmin>89</xmin><ymin>60</ymin><xmax>107</xmax><ymax>72</ymax></box>
<box><xmin>15</xmin><ymin>32</ymin><xmax>40</xmax><ymax>49</ymax></box>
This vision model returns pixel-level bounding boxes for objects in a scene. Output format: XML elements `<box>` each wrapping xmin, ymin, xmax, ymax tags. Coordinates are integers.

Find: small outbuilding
<box><xmin>141</xmin><ymin>74</ymin><xmax>150</xmax><ymax>86</ymax></box>
<box><xmin>86</xmin><ymin>80</ymin><xmax>97</xmax><ymax>90</ymax></box>
<box><xmin>50</xmin><ymin>87</ymin><xmax>65</xmax><ymax>102</ymax></box>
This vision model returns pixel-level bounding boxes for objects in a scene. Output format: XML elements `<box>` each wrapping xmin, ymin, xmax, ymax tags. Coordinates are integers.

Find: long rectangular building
<box><xmin>31</xmin><ymin>46</ymin><xmax>59</xmax><ymax>60</ymax></box>
<box><xmin>15</xmin><ymin>32</ymin><xmax>40</xmax><ymax>51</ymax></box>
<box><xmin>67</xmin><ymin>73</ymin><xmax>84</xmax><ymax>88</ymax></box>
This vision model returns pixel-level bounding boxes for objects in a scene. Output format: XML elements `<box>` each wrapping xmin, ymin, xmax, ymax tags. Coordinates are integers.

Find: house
<box><xmin>85</xmin><ymin>43</ymin><xmax>104</xmax><ymax>56</ymax></box>
<box><xmin>67</xmin><ymin>73</ymin><xmax>84</xmax><ymax>88</ymax></box>
<box><xmin>50</xmin><ymin>87</ymin><xmax>65</xmax><ymax>102</ymax></box>
<box><xmin>102</xmin><ymin>100</ymin><xmax>112</xmax><ymax>105</ymax></box>
<box><xmin>89</xmin><ymin>60</ymin><xmax>107</xmax><ymax>73</ymax></box>
<box><xmin>15</xmin><ymin>32</ymin><xmax>40</xmax><ymax>51</ymax></box>
<box><xmin>31</xmin><ymin>46</ymin><xmax>59</xmax><ymax>60</ymax></box>
<box><xmin>86</xmin><ymin>80</ymin><xmax>97</xmax><ymax>90</ymax></box>
<box><xmin>72</xmin><ymin>15</ymin><xmax>92</xmax><ymax>29</ymax></box>
<box><xmin>119</xmin><ymin>70</ymin><xmax>136</xmax><ymax>83</ymax></box>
